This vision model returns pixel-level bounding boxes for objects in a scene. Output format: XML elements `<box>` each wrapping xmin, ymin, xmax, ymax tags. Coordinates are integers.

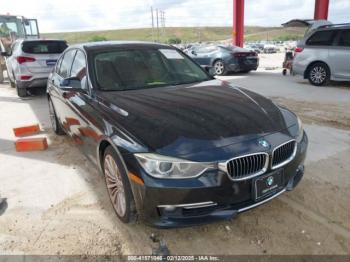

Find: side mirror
<box><xmin>191</xmin><ymin>50</ymin><xmax>197</xmax><ymax>56</ymax></box>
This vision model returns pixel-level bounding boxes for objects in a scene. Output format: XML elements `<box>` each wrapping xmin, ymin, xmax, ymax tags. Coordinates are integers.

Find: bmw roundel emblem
<box><xmin>266</xmin><ymin>176</ymin><xmax>274</xmax><ymax>186</ymax></box>
<box><xmin>258</xmin><ymin>139</ymin><xmax>269</xmax><ymax>148</ymax></box>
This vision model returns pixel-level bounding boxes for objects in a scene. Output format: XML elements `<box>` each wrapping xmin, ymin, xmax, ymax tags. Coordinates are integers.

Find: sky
<box><xmin>1</xmin><ymin>0</ymin><xmax>349</xmax><ymax>33</ymax></box>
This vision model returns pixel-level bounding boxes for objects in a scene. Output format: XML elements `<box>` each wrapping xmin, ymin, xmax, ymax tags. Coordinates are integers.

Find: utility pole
<box><xmin>162</xmin><ymin>11</ymin><xmax>166</xmax><ymax>41</ymax></box>
<box><xmin>156</xmin><ymin>9</ymin><xmax>159</xmax><ymax>42</ymax></box>
<box><xmin>151</xmin><ymin>7</ymin><xmax>155</xmax><ymax>42</ymax></box>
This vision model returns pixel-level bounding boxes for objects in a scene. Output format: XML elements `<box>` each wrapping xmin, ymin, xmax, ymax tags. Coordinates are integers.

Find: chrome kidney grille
<box><xmin>225</xmin><ymin>153</ymin><xmax>269</xmax><ymax>181</ymax></box>
<box><xmin>271</xmin><ymin>140</ymin><xmax>297</xmax><ymax>169</ymax></box>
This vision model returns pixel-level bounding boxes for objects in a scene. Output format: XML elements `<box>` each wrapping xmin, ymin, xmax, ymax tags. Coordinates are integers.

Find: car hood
<box><xmin>97</xmin><ymin>79</ymin><xmax>293</xmax><ymax>156</ymax></box>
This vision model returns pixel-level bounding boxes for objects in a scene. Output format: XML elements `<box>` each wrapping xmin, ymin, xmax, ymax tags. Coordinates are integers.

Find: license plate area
<box><xmin>253</xmin><ymin>170</ymin><xmax>284</xmax><ymax>201</ymax></box>
<box><xmin>46</xmin><ymin>59</ymin><xmax>57</xmax><ymax>66</ymax></box>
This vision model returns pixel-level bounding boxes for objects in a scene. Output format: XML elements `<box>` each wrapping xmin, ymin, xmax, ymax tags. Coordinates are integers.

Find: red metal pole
<box><xmin>233</xmin><ymin>0</ymin><xmax>244</xmax><ymax>47</ymax></box>
<box><xmin>314</xmin><ymin>0</ymin><xmax>329</xmax><ymax>20</ymax></box>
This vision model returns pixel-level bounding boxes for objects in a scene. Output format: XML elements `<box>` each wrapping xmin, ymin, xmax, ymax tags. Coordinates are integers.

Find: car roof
<box><xmin>315</xmin><ymin>24</ymin><xmax>350</xmax><ymax>31</ymax></box>
<box><xmin>68</xmin><ymin>41</ymin><xmax>173</xmax><ymax>51</ymax></box>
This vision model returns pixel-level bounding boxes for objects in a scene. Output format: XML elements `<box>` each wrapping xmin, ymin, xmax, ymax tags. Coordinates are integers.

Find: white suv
<box><xmin>5</xmin><ymin>39</ymin><xmax>67</xmax><ymax>97</ymax></box>
<box><xmin>293</xmin><ymin>24</ymin><xmax>350</xmax><ymax>86</ymax></box>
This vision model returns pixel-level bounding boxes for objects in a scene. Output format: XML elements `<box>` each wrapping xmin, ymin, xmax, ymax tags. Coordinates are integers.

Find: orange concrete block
<box><xmin>13</xmin><ymin>124</ymin><xmax>40</xmax><ymax>137</ymax></box>
<box><xmin>15</xmin><ymin>137</ymin><xmax>48</xmax><ymax>152</ymax></box>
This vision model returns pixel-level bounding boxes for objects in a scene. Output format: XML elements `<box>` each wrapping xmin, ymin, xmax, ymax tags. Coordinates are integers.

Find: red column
<box><xmin>314</xmin><ymin>0</ymin><xmax>329</xmax><ymax>20</ymax></box>
<box><xmin>233</xmin><ymin>0</ymin><xmax>244</xmax><ymax>47</ymax></box>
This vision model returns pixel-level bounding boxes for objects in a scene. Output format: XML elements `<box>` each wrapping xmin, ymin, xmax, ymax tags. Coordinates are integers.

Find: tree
<box><xmin>89</xmin><ymin>35</ymin><xmax>108</xmax><ymax>42</ymax></box>
<box><xmin>168</xmin><ymin>37</ymin><xmax>182</xmax><ymax>44</ymax></box>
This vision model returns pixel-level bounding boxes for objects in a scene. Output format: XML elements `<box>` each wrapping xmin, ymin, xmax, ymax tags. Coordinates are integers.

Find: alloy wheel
<box><xmin>214</xmin><ymin>61</ymin><xmax>225</xmax><ymax>75</ymax></box>
<box><xmin>310</xmin><ymin>66</ymin><xmax>327</xmax><ymax>85</ymax></box>
<box><xmin>104</xmin><ymin>154</ymin><xmax>126</xmax><ymax>217</ymax></box>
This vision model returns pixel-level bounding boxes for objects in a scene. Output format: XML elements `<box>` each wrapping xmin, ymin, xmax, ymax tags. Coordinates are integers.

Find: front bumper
<box><xmin>125</xmin><ymin>132</ymin><xmax>308</xmax><ymax>228</ymax></box>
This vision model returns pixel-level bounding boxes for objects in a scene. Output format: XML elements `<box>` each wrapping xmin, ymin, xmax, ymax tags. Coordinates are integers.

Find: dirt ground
<box><xmin>0</xmin><ymin>53</ymin><xmax>350</xmax><ymax>255</ymax></box>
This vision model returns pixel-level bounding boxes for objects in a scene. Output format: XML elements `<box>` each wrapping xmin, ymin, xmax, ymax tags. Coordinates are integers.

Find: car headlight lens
<box><xmin>134</xmin><ymin>153</ymin><xmax>215</xmax><ymax>179</ymax></box>
<box><xmin>296</xmin><ymin>116</ymin><xmax>304</xmax><ymax>143</ymax></box>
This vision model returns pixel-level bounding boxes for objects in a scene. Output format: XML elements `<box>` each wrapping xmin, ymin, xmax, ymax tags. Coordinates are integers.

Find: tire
<box><xmin>9</xmin><ymin>72</ymin><xmax>16</xmax><ymax>88</ymax></box>
<box><xmin>16</xmin><ymin>87</ymin><xmax>27</xmax><ymax>97</ymax></box>
<box><xmin>48</xmin><ymin>98</ymin><xmax>65</xmax><ymax>135</ymax></box>
<box><xmin>213</xmin><ymin>59</ymin><xmax>226</xmax><ymax>76</ymax></box>
<box><xmin>307</xmin><ymin>62</ymin><xmax>330</xmax><ymax>86</ymax></box>
<box><xmin>103</xmin><ymin>146</ymin><xmax>137</xmax><ymax>223</ymax></box>
<box><xmin>0</xmin><ymin>63</ymin><xmax>4</xmax><ymax>83</ymax></box>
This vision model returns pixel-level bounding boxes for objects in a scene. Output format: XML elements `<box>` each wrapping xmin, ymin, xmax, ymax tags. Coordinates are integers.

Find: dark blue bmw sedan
<box><xmin>47</xmin><ymin>41</ymin><xmax>308</xmax><ymax>228</ymax></box>
<box><xmin>187</xmin><ymin>44</ymin><xmax>259</xmax><ymax>75</ymax></box>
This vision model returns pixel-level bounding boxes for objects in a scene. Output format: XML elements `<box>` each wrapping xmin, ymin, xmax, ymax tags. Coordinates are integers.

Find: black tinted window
<box><xmin>58</xmin><ymin>50</ymin><xmax>76</xmax><ymax>78</ymax></box>
<box><xmin>307</xmin><ymin>30</ymin><xmax>336</xmax><ymax>46</ymax></box>
<box><xmin>338</xmin><ymin>30</ymin><xmax>350</xmax><ymax>47</ymax></box>
<box><xmin>94</xmin><ymin>48</ymin><xmax>209</xmax><ymax>91</ymax></box>
<box><xmin>22</xmin><ymin>41</ymin><xmax>67</xmax><ymax>54</ymax></box>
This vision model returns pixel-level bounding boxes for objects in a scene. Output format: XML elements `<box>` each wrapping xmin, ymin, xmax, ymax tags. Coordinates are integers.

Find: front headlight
<box><xmin>296</xmin><ymin>116</ymin><xmax>304</xmax><ymax>143</ymax></box>
<box><xmin>134</xmin><ymin>153</ymin><xmax>215</xmax><ymax>179</ymax></box>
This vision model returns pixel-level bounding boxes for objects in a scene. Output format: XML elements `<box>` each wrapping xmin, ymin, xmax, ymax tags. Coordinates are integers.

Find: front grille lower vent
<box><xmin>272</xmin><ymin>140</ymin><xmax>296</xmax><ymax>169</ymax></box>
<box><xmin>226</xmin><ymin>153</ymin><xmax>268</xmax><ymax>181</ymax></box>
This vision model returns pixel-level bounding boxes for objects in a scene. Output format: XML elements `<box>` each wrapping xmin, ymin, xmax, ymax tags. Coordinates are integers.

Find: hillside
<box><xmin>42</xmin><ymin>26</ymin><xmax>305</xmax><ymax>44</ymax></box>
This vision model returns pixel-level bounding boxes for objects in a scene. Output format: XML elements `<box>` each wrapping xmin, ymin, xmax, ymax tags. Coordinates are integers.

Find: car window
<box><xmin>55</xmin><ymin>56</ymin><xmax>63</xmax><ymax>74</ymax></box>
<box><xmin>196</xmin><ymin>46</ymin><xmax>218</xmax><ymax>53</ymax></box>
<box><xmin>306</xmin><ymin>30</ymin><xmax>337</xmax><ymax>46</ymax></box>
<box><xmin>71</xmin><ymin>50</ymin><xmax>86</xmax><ymax>78</ymax></box>
<box><xmin>93</xmin><ymin>48</ymin><xmax>210</xmax><ymax>91</ymax></box>
<box><xmin>58</xmin><ymin>50</ymin><xmax>76</xmax><ymax>78</ymax></box>
<box><xmin>70</xmin><ymin>50</ymin><xmax>87</xmax><ymax>90</ymax></box>
<box><xmin>22</xmin><ymin>41</ymin><xmax>68</xmax><ymax>54</ymax></box>
<box><xmin>337</xmin><ymin>30</ymin><xmax>350</xmax><ymax>47</ymax></box>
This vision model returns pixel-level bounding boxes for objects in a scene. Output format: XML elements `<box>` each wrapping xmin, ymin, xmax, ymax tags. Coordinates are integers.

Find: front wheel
<box><xmin>213</xmin><ymin>60</ymin><xmax>226</xmax><ymax>76</ymax></box>
<box><xmin>308</xmin><ymin>63</ymin><xmax>330</xmax><ymax>86</ymax></box>
<box><xmin>48</xmin><ymin>98</ymin><xmax>65</xmax><ymax>135</ymax></box>
<box><xmin>9</xmin><ymin>72</ymin><xmax>16</xmax><ymax>88</ymax></box>
<box><xmin>103</xmin><ymin>146</ymin><xmax>137</xmax><ymax>223</ymax></box>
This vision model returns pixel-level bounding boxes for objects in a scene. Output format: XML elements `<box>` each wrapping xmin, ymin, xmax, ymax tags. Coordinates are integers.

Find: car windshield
<box><xmin>22</xmin><ymin>41</ymin><xmax>68</xmax><ymax>54</ymax></box>
<box><xmin>93</xmin><ymin>48</ymin><xmax>210</xmax><ymax>91</ymax></box>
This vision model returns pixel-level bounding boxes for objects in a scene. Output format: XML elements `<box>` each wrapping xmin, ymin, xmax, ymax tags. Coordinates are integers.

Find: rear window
<box><xmin>22</xmin><ymin>41</ymin><xmax>68</xmax><ymax>54</ymax></box>
<box><xmin>306</xmin><ymin>30</ymin><xmax>337</xmax><ymax>46</ymax></box>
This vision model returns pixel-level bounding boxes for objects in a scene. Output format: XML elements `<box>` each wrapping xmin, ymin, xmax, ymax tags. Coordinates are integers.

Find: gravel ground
<box><xmin>0</xmin><ymin>53</ymin><xmax>350</xmax><ymax>255</ymax></box>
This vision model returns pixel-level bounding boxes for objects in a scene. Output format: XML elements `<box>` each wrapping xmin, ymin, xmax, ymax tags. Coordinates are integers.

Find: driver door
<box><xmin>62</xmin><ymin>49</ymin><xmax>100</xmax><ymax>165</ymax></box>
<box><xmin>49</xmin><ymin>49</ymin><xmax>77</xmax><ymax>130</ymax></box>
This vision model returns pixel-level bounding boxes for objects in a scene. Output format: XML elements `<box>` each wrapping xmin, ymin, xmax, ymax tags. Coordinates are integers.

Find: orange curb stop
<box><xmin>15</xmin><ymin>137</ymin><xmax>48</xmax><ymax>152</ymax></box>
<box><xmin>13</xmin><ymin>124</ymin><xmax>40</xmax><ymax>137</ymax></box>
